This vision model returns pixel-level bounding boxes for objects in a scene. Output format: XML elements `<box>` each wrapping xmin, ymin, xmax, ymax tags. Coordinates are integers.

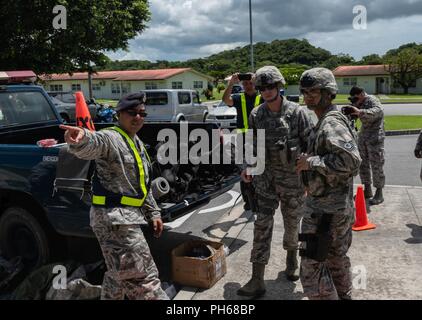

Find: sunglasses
<box><xmin>125</xmin><ymin>110</ymin><xmax>148</xmax><ymax>118</ymax></box>
<box><xmin>256</xmin><ymin>84</ymin><xmax>277</xmax><ymax>92</ymax></box>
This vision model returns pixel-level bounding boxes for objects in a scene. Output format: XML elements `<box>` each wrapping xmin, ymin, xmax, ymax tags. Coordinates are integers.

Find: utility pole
<box><xmin>249</xmin><ymin>0</ymin><xmax>254</xmax><ymax>72</ymax></box>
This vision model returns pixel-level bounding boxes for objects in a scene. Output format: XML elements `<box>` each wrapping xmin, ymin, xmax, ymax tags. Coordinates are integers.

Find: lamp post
<box><xmin>249</xmin><ymin>0</ymin><xmax>254</xmax><ymax>72</ymax></box>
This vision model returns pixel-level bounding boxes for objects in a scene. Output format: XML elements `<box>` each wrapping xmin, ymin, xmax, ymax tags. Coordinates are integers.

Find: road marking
<box><xmin>197</xmin><ymin>190</ymin><xmax>241</xmax><ymax>214</ymax></box>
<box><xmin>164</xmin><ymin>211</ymin><xmax>196</xmax><ymax>229</ymax></box>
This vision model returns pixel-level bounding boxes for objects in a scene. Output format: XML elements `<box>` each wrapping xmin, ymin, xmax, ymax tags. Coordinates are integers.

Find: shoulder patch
<box><xmin>342</xmin><ymin>140</ymin><xmax>356</xmax><ymax>151</ymax></box>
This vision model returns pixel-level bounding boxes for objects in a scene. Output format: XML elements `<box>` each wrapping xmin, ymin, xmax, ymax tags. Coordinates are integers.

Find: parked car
<box><xmin>144</xmin><ymin>89</ymin><xmax>208</xmax><ymax>122</ymax></box>
<box><xmin>206</xmin><ymin>101</ymin><xmax>237</xmax><ymax>129</ymax></box>
<box><xmin>47</xmin><ymin>91</ymin><xmax>97</xmax><ymax>123</ymax></box>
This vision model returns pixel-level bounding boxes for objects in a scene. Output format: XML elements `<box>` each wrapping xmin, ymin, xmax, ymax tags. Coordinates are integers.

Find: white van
<box><xmin>144</xmin><ymin>89</ymin><xmax>209</xmax><ymax>122</ymax></box>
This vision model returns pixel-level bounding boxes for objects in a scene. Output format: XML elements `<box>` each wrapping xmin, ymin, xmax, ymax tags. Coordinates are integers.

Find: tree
<box><xmin>279</xmin><ymin>64</ymin><xmax>308</xmax><ymax>85</ymax></box>
<box><xmin>384</xmin><ymin>48</ymin><xmax>422</xmax><ymax>94</ymax></box>
<box><xmin>358</xmin><ymin>54</ymin><xmax>383</xmax><ymax>65</ymax></box>
<box><xmin>0</xmin><ymin>0</ymin><xmax>150</xmax><ymax>74</ymax></box>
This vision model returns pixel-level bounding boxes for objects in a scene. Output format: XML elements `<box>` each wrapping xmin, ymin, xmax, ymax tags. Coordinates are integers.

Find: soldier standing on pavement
<box><xmin>223</xmin><ymin>73</ymin><xmax>263</xmax><ymax>211</ymax></box>
<box><xmin>415</xmin><ymin>130</ymin><xmax>422</xmax><ymax>182</ymax></box>
<box><xmin>237</xmin><ymin>66</ymin><xmax>313</xmax><ymax>297</ymax></box>
<box><xmin>60</xmin><ymin>92</ymin><xmax>168</xmax><ymax>300</ymax></box>
<box><xmin>348</xmin><ymin>86</ymin><xmax>385</xmax><ymax>205</ymax></box>
<box><xmin>296</xmin><ymin>68</ymin><xmax>361</xmax><ymax>300</ymax></box>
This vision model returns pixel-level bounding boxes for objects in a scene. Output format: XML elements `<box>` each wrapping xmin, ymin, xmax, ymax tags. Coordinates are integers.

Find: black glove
<box><xmin>415</xmin><ymin>148</ymin><xmax>422</xmax><ymax>159</ymax></box>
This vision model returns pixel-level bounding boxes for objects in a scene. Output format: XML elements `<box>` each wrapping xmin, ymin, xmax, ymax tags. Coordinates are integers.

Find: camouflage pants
<box><xmin>300</xmin><ymin>206</ymin><xmax>354</xmax><ymax>300</ymax></box>
<box><xmin>358</xmin><ymin>133</ymin><xmax>385</xmax><ymax>188</ymax></box>
<box><xmin>92</xmin><ymin>219</ymin><xmax>168</xmax><ymax>300</ymax></box>
<box><xmin>251</xmin><ymin>173</ymin><xmax>305</xmax><ymax>265</ymax></box>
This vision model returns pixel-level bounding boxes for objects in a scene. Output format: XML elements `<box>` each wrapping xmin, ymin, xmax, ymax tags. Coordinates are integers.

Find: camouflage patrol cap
<box><xmin>254</xmin><ymin>66</ymin><xmax>286</xmax><ymax>87</ymax></box>
<box><xmin>115</xmin><ymin>92</ymin><xmax>147</xmax><ymax>112</ymax></box>
<box><xmin>299</xmin><ymin>68</ymin><xmax>338</xmax><ymax>94</ymax></box>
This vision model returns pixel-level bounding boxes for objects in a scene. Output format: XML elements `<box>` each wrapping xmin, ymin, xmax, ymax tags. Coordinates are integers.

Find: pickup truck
<box><xmin>0</xmin><ymin>71</ymin><xmax>239</xmax><ymax>271</ymax></box>
<box><xmin>144</xmin><ymin>89</ymin><xmax>209</xmax><ymax>122</ymax></box>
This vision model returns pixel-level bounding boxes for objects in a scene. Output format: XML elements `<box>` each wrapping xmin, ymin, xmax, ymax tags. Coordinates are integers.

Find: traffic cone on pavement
<box><xmin>75</xmin><ymin>91</ymin><xmax>95</xmax><ymax>131</ymax></box>
<box><xmin>353</xmin><ymin>185</ymin><xmax>376</xmax><ymax>231</ymax></box>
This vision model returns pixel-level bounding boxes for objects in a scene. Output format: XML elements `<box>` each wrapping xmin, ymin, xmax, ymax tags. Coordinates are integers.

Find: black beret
<box><xmin>115</xmin><ymin>92</ymin><xmax>147</xmax><ymax>112</ymax></box>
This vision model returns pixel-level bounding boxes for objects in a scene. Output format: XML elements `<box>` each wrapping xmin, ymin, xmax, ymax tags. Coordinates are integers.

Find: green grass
<box><xmin>384</xmin><ymin>116</ymin><xmax>422</xmax><ymax>131</ymax></box>
<box><xmin>96</xmin><ymin>99</ymin><xmax>118</xmax><ymax>107</ymax></box>
<box><xmin>355</xmin><ymin>115</ymin><xmax>422</xmax><ymax>131</ymax></box>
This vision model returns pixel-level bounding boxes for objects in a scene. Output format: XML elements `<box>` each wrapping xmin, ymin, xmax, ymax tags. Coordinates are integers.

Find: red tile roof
<box><xmin>40</xmin><ymin>68</ymin><xmax>197</xmax><ymax>81</ymax></box>
<box><xmin>333</xmin><ymin>65</ymin><xmax>390</xmax><ymax>77</ymax></box>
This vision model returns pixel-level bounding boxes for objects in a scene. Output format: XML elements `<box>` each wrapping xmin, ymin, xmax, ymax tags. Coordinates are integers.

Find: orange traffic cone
<box><xmin>75</xmin><ymin>91</ymin><xmax>95</xmax><ymax>131</ymax></box>
<box><xmin>353</xmin><ymin>185</ymin><xmax>376</xmax><ymax>231</ymax></box>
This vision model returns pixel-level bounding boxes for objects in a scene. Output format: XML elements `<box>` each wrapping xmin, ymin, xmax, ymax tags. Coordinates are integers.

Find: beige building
<box><xmin>40</xmin><ymin>68</ymin><xmax>214</xmax><ymax>100</ymax></box>
<box><xmin>333</xmin><ymin>65</ymin><xmax>422</xmax><ymax>95</ymax></box>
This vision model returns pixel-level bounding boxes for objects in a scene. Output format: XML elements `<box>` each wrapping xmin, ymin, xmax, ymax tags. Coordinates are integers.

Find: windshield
<box><xmin>0</xmin><ymin>91</ymin><xmax>57</xmax><ymax>127</ymax></box>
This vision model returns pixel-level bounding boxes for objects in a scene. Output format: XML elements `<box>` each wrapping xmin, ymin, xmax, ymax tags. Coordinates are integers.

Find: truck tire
<box><xmin>0</xmin><ymin>207</ymin><xmax>50</xmax><ymax>270</ymax></box>
<box><xmin>203</xmin><ymin>113</ymin><xmax>209</xmax><ymax>122</ymax></box>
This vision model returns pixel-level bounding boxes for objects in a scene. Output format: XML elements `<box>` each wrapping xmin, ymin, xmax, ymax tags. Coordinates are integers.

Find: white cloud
<box><xmin>107</xmin><ymin>0</ymin><xmax>422</xmax><ymax>62</ymax></box>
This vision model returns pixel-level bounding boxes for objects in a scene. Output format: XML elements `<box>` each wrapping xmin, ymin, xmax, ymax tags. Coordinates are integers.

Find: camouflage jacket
<box><xmin>248</xmin><ymin>97</ymin><xmax>314</xmax><ymax>175</ymax></box>
<box><xmin>417</xmin><ymin>131</ymin><xmax>422</xmax><ymax>150</ymax></box>
<box><xmin>358</xmin><ymin>95</ymin><xmax>385</xmax><ymax>135</ymax></box>
<box><xmin>68</xmin><ymin>127</ymin><xmax>161</xmax><ymax>225</ymax></box>
<box><xmin>305</xmin><ymin>105</ymin><xmax>362</xmax><ymax>213</ymax></box>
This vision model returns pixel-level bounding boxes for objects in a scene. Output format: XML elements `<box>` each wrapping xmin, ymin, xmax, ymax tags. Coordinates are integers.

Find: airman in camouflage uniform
<box><xmin>237</xmin><ymin>66</ymin><xmax>314</xmax><ymax>297</ymax></box>
<box><xmin>61</xmin><ymin>92</ymin><xmax>168</xmax><ymax>300</ymax></box>
<box><xmin>415</xmin><ymin>131</ymin><xmax>422</xmax><ymax>181</ymax></box>
<box><xmin>348</xmin><ymin>86</ymin><xmax>385</xmax><ymax>205</ymax></box>
<box><xmin>296</xmin><ymin>68</ymin><xmax>361</xmax><ymax>300</ymax></box>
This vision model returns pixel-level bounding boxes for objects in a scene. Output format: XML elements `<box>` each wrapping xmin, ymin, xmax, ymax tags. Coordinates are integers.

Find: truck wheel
<box><xmin>203</xmin><ymin>113</ymin><xmax>209</xmax><ymax>122</ymax></box>
<box><xmin>0</xmin><ymin>207</ymin><xmax>50</xmax><ymax>270</ymax></box>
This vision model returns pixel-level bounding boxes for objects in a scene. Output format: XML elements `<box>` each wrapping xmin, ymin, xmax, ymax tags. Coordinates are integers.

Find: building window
<box><xmin>145</xmin><ymin>82</ymin><xmax>158</xmax><ymax>90</ymax></box>
<box><xmin>172</xmin><ymin>81</ymin><xmax>183</xmax><ymax>89</ymax></box>
<box><xmin>193</xmin><ymin>81</ymin><xmax>203</xmax><ymax>89</ymax></box>
<box><xmin>343</xmin><ymin>78</ymin><xmax>357</xmax><ymax>86</ymax></box>
<box><xmin>49</xmin><ymin>84</ymin><xmax>63</xmax><ymax>92</ymax></box>
<box><xmin>121</xmin><ymin>83</ymin><xmax>131</xmax><ymax>94</ymax></box>
<box><xmin>111</xmin><ymin>83</ymin><xmax>121</xmax><ymax>94</ymax></box>
<box><xmin>92</xmin><ymin>84</ymin><xmax>101</xmax><ymax>91</ymax></box>
<box><xmin>71</xmin><ymin>84</ymin><xmax>81</xmax><ymax>91</ymax></box>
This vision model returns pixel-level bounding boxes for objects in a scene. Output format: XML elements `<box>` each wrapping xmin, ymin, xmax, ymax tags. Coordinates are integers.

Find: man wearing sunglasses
<box><xmin>347</xmin><ymin>86</ymin><xmax>385</xmax><ymax>205</ymax></box>
<box><xmin>223</xmin><ymin>72</ymin><xmax>264</xmax><ymax>212</ymax></box>
<box><xmin>60</xmin><ymin>92</ymin><xmax>168</xmax><ymax>300</ymax></box>
<box><xmin>237</xmin><ymin>66</ymin><xmax>313</xmax><ymax>297</ymax></box>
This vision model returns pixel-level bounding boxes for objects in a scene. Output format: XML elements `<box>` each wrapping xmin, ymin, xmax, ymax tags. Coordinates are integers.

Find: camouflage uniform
<box><xmin>249</xmin><ymin>98</ymin><xmax>313</xmax><ymax>264</ymax></box>
<box><xmin>357</xmin><ymin>95</ymin><xmax>385</xmax><ymax>189</ymax></box>
<box><xmin>300</xmin><ymin>105</ymin><xmax>361</xmax><ymax>300</ymax></box>
<box><xmin>69</xmin><ymin>128</ymin><xmax>168</xmax><ymax>300</ymax></box>
<box><xmin>416</xmin><ymin>131</ymin><xmax>422</xmax><ymax>181</ymax></box>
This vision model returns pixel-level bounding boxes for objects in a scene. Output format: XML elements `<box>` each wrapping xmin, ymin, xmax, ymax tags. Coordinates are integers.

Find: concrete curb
<box><xmin>385</xmin><ymin>129</ymin><xmax>421</xmax><ymax>136</ymax></box>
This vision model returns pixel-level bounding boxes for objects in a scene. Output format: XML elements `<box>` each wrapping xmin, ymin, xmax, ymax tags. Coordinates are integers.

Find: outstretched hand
<box><xmin>60</xmin><ymin>125</ymin><xmax>85</xmax><ymax>144</ymax></box>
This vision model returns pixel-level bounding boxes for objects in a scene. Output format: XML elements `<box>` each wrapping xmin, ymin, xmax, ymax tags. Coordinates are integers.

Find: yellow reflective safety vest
<box><xmin>238</xmin><ymin>93</ymin><xmax>261</xmax><ymax>133</ymax></box>
<box><xmin>92</xmin><ymin>126</ymin><xmax>151</xmax><ymax>208</ymax></box>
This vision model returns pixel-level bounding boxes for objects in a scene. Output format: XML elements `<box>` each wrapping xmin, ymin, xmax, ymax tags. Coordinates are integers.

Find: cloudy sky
<box><xmin>107</xmin><ymin>0</ymin><xmax>422</xmax><ymax>62</ymax></box>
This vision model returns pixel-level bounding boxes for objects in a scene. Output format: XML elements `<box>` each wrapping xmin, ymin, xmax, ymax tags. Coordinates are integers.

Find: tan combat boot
<box><xmin>237</xmin><ymin>263</ymin><xmax>266</xmax><ymax>297</ymax></box>
<box><xmin>285</xmin><ymin>250</ymin><xmax>300</xmax><ymax>281</ymax></box>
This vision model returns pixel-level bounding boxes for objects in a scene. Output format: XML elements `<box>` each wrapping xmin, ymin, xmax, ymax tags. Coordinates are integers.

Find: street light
<box><xmin>249</xmin><ymin>0</ymin><xmax>254</xmax><ymax>72</ymax></box>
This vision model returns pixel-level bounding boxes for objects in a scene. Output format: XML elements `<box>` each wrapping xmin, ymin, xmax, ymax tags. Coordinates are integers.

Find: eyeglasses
<box><xmin>301</xmin><ymin>89</ymin><xmax>320</xmax><ymax>98</ymax></box>
<box><xmin>125</xmin><ymin>110</ymin><xmax>148</xmax><ymax>118</ymax></box>
<box><xmin>256</xmin><ymin>84</ymin><xmax>277</xmax><ymax>92</ymax></box>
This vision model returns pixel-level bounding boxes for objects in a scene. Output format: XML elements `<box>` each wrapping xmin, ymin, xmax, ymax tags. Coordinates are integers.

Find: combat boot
<box><xmin>237</xmin><ymin>263</ymin><xmax>266</xmax><ymax>297</ymax></box>
<box><xmin>285</xmin><ymin>250</ymin><xmax>300</xmax><ymax>281</ymax></box>
<box><xmin>364</xmin><ymin>184</ymin><xmax>373</xmax><ymax>199</ymax></box>
<box><xmin>369</xmin><ymin>188</ymin><xmax>384</xmax><ymax>205</ymax></box>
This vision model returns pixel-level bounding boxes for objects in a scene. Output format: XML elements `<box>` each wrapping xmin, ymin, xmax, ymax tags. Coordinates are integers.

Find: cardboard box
<box><xmin>171</xmin><ymin>240</ymin><xmax>227</xmax><ymax>289</ymax></box>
